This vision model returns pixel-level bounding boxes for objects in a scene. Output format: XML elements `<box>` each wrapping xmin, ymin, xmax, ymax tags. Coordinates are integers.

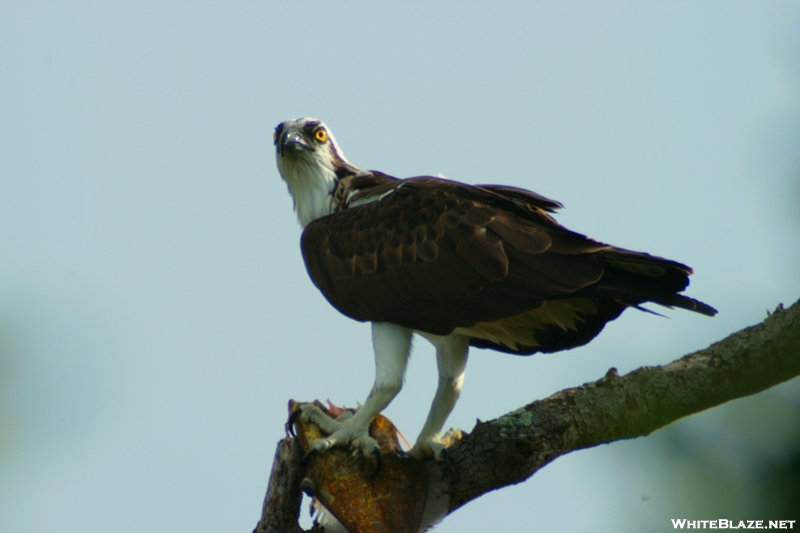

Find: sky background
<box><xmin>1</xmin><ymin>2</ymin><xmax>800</xmax><ymax>532</ymax></box>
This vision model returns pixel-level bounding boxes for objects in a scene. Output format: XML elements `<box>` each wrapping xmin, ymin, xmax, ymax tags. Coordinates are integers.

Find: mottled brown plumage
<box><xmin>301</xmin><ymin>173</ymin><xmax>715</xmax><ymax>355</ymax></box>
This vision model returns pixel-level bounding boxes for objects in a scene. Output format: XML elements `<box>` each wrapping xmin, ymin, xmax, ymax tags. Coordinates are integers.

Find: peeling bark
<box><xmin>253</xmin><ymin>437</ymin><xmax>306</xmax><ymax>533</ymax></box>
<box><xmin>256</xmin><ymin>298</ymin><xmax>800</xmax><ymax>531</ymax></box>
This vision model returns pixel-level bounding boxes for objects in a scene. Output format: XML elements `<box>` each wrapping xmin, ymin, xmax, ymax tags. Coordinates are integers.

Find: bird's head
<box><xmin>274</xmin><ymin>118</ymin><xmax>360</xmax><ymax>227</ymax></box>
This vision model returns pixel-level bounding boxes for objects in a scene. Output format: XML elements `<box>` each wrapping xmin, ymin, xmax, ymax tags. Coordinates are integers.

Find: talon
<box><xmin>302</xmin><ymin>448</ymin><xmax>317</xmax><ymax>465</ymax></box>
<box><xmin>299</xmin><ymin>477</ymin><xmax>315</xmax><ymax>496</ymax></box>
<box><xmin>371</xmin><ymin>448</ymin><xmax>383</xmax><ymax>477</ymax></box>
<box><xmin>287</xmin><ymin>408</ymin><xmax>303</xmax><ymax>437</ymax></box>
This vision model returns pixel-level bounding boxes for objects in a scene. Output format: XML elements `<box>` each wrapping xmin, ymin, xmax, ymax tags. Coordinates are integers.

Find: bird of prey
<box><xmin>274</xmin><ymin>117</ymin><xmax>716</xmax><ymax>462</ymax></box>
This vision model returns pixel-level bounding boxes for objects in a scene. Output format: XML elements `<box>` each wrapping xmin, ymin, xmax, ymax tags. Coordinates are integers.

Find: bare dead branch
<box><xmin>445</xmin><ymin>298</ymin><xmax>800</xmax><ymax>512</ymax></box>
<box><xmin>254</xmin><ymin>437</ymin><xmax>306</xmax><ymax>533</ymax></box>
<box><xmin>256</xmin><ymin>298</ymin><xmax>800</xmax><ymax>531</ymax></box>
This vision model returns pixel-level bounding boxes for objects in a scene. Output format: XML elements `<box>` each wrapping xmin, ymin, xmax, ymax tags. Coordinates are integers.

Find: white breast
<box><xmin>279</xmin><ymin>158</ymin><xmax>338</xmax><ymax>227</ymax></box>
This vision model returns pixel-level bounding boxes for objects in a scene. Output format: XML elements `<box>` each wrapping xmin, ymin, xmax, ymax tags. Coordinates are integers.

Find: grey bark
<box><xmin>254</xmin><ymin>436</ymin><xmax>307</xmax><ymax>533</ymax></box>
<box><xmin>254</xmin><ymin>298</ymin><xmax>800</xmax><ymax>531</ymax></box>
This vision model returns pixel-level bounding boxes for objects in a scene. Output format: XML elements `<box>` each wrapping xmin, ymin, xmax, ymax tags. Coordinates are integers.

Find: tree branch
<box><xmin>445</xmin><ymin>298</ymin><xmax>800</xmax><ymax>512</ymax></box>
<box><xmin>255</xmin><ymin>298</ymin><xmax>800</xmax><ymax>531</ymax></box>
<box><xmin>254</xmin><ymin>436</ymin><xmax>306</xmax><ymax>533</ymax></box>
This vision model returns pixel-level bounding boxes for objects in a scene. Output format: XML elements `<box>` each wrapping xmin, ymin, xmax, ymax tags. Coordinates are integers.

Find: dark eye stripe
<box><xmin>303</xmin><ymin>120</ymin><xmax>321</xmax><ymax>135</ymax></box>
<box><xmin>273</xmin><ymin>122</ymin><xmax>286</xmax><ymax>145</ymax></box>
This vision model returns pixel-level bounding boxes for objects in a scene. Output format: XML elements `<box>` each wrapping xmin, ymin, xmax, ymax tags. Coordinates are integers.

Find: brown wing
<box><xmin>301</xmin><ymin>176</ymin><xmax>715</xmax><ymax>354</ymax></box>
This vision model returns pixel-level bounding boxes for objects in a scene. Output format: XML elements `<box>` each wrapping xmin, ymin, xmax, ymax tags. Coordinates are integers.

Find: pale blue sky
<box><xmin>1</xmin><ymin>2</ymin><xmax>799</xmax><ymax>532</ymax></box>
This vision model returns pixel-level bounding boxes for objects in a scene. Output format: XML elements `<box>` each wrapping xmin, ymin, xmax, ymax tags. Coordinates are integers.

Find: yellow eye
<box><xmin>314</xmin><ymin>128</ymin><xmax>328</xmax><ymax>143</ymax></box>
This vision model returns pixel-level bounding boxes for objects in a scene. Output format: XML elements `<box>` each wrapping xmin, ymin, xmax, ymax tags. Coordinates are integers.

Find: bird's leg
<box><xmin>298</xmin><ymin>322</ymin><xmax>412</xmax><ymax>458</ymax></box>
<box><xmin>411</xmin><ymin>334</ymin><xmax>469</xmax><ymax>461</ymax></box>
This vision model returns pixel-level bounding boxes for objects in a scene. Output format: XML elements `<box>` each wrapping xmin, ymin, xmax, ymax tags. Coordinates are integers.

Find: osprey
<box><xmin>275</xmin><ymin>117</ymin><xmax>716</xmax><ymax>462</ymax></box>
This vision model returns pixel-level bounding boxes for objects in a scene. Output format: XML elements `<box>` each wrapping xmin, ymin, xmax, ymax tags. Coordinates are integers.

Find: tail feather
<box><xmin>572</xmin><ymin>247</ymin><xmax>717</xmax><ymax>316</ymax></box>
<box><xmin>650</xmin><ymin>293</ymin><xmax>717</xmax><ymax>316</ymax></box>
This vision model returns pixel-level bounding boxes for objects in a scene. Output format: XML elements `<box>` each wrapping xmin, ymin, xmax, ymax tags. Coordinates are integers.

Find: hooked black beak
<box><xmin>278</xmin><ymin>129</ymin><xmax>311</xmax><ymax>157</ymax></box>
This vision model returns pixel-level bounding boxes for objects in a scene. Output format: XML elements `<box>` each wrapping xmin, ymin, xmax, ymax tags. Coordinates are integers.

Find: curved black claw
<box><xmin>286</xmin><ymin>408</ymin><xmax>303</xmax><ymax>437</ymax></box>
<box><xmin>299</xmin><ymin>477</ymin><xmax>316</xmax><ymax>496</ymax></box>
<box><xmin>302</xmin><ymin>447</ymin><xmax>317</xmax><ymax>466</ymax></box>
<box><xmin>370</xmin><ymin>448</ymin><xmax>383</xmax><ymax>477</ymax></box>
<box><xmin>441</xmin><ymin>448</ymin><xmax>450</xmax><ymax>480</ymax></box>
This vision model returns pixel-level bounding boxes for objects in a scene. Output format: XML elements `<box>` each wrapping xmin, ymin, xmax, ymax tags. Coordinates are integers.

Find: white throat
<box><xmin>279</xmin><ymin>158</ymin><xmax>338</xmax><ymax>227</ymax></box>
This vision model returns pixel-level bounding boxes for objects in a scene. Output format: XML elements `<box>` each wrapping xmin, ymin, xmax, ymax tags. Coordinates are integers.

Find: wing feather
<box><xmin>486</xmin><ymin>215</ymin><xmax>551</xmax><ymax>255</ymax></box>
<box><xmin>300</xmin><ymin>175</ymin><xmax>716</xmax><ymax>347</ymax></box>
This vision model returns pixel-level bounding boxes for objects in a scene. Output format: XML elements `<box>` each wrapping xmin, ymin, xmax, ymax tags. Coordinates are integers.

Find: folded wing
<box><xmin>301</xmin><ymin>176</ymin><xmax>715</xmax><ymax>354</ymax></box>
